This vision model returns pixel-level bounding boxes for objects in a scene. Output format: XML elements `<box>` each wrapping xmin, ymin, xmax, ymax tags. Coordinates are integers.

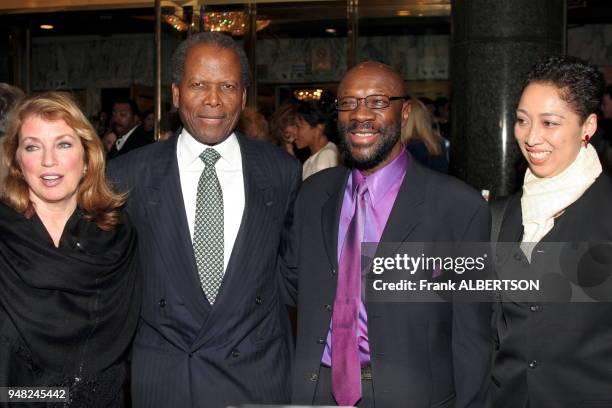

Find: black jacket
<box><xmin>283</xmin><ymin>156</ymin><xmax>492</xmax><ymax>408</ymax></box>
<box><xmin>108</xmin><ymin>133</ymin><xmax>301</xmax><ymax>408</ymax></box>
<box><xmin>106</xmin><ymin>125</ymin><xmax>154</xmax><ymax>160</ymax></box>
<box><xmin>493</xmin><ymin>173</ymin><xmax>612</xmax><ymax>408</ymax></box>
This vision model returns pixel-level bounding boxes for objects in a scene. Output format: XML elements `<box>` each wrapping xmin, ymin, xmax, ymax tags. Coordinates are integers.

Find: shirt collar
<box><xmin>119</xmin><ymin>125</ymin><xmax>138</xmax><ymax>139</ymax></box>
<box><xmin>350</xmin><ymin>147</ymin><xmax>409</xmax><ymax>207</ymax></box>
<box><xmin>116</xmin><ymin>125</ymin><xmax>139</xmax><ymax>147</ymax></box>
<box><xmin>177</xmin><ymin>128</ymin><xmax>241</xmax><ymax>169</ymax></box>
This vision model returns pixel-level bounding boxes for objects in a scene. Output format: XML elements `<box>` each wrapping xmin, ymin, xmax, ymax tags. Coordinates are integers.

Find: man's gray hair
<box><xmin>0</xmin><ymin>83</ymin><xmax>24</xmax><ymax>136</ymax></box>
<box><xmin>171</xmin><ymin>32</ymin><xmax>251</xmax><ymax>87</ymax></box>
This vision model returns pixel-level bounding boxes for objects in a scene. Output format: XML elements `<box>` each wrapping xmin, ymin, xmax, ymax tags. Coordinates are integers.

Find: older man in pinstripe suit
<box><xmin>109</xmin><ymin>32</ymin><xmax>301</xmax><ymax>408</ymax></box>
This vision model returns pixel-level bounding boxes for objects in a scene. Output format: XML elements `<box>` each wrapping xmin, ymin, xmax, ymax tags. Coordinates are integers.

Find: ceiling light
<box><xmin>397</xmin><ymin>10</ymin><xmax>411</xmax><ymax>17</ymax></box>
<box><xmin>164</xmin><ymin>14</ymin><xmax>188</xmax><ymax>31</ymax></box>
<box><xmin>40</xmin><ymin>24</ymin><xmax>54</xmax><ymax>30</ymax></box>
<box><xmin>294</xmin><ymin>89</ymin><xmax>323</xmax><ymax>101</ymax></box>
<box><xmin>325</xmin><ymin>28</ymin><xmax>336</xmax><ymax>34</ymax></box>
<box><xmin>204</xmin><ymin>11</ymin><xmax>270</xmax><ymax>36</ymax></box>
<box><xmin>163</xmin><ymin>10</ymin><xmax>270</xmax><ymax>35</ymax></box>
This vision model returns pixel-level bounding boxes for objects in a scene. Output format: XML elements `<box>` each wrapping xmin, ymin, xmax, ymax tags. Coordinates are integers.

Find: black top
<box><xmin>0</xmin><ymin>203</ymin><xmax>141</xmax><ymax>407</ymax></box>
<box><xmin>492</xmin><ymin>173</ymin><xmax>612</xmax><ymax>408</ymax></box>
<box><xmin>406</xmin><ymin>139</ymin><xmax>449</xmax><ymax>173</ymax></box>
<box><xmin>287</xmin><ymin>160</ymin><xmax>491</xmax><ymax>407</ymax></box>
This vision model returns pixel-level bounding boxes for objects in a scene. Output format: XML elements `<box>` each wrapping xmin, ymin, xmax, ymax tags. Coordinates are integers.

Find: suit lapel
<box><xmin>499</xmin><ymin>194</ymin><xmax>523</xmax><ymax>242</ymax></box>
<box><xmin>494</xmin><ymin>194</ymin><xmax>524</xmax><ymax>273</ymax></box>
<box><xmin>143</xmin><ymin>138</ymin><xmax>210</xmax><ymax>318</ymax></box>
<box><xmin>377</xmin><ymin>158</ymin><xmax>425</xmax><ymax>246</ymax></box>
<box><xmin>219</xmin><ymin>134</ymin><xmax>276</xmax><ymax>295</ymax></box>
<box><xmin>321</xmin><ymin>169</ymin><xmax>350</xmax><ymax>270</ymax></box>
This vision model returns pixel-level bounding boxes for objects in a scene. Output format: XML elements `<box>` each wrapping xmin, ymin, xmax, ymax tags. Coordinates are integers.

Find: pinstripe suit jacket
<box><xmin>108</xmin><ymin>133</ymin><xmax>301</xmax><ymax>408</ymax></box>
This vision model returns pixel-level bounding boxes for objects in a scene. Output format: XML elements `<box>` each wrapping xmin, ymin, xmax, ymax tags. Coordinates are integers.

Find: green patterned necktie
<box><xmin>193</xmin><ymin>148</ymin><xmax>224</xmax><ymax>304</ymax></box>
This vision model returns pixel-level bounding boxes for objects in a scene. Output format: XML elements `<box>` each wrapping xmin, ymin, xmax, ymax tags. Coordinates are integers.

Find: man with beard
<box><xmin>281</xmin><ymin>61</ymin><xmax>491</xmax><ymax>407</ymax></box>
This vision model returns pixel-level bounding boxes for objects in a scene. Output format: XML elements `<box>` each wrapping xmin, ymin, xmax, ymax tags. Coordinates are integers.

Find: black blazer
<box><xmin>106</xmin><ymin>125</ymin><xmax>154</xmax><ymax>160</ymax></box>
<box><xmin>282</xmin><ymin>157</ymin><xmax>492</xmax><ymax>408</ymax></box>
<box><xmin>492</xmin><ymin>173</ymin><xmax>612</xmax><ymax>408</ymax></box>
<box><xmin>108</xmin><ymin>133</ymin><xmax>301</xmax><ymax>408</ymax></box>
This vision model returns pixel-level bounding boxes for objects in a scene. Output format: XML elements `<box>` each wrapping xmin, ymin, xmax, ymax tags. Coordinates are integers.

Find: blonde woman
<box><xmin>401</xmin><ymin>98</ymin><xmax>448</xmax><ymax>173</ymax></box>
<box><xmin>0</xmin><ymin>92</ymin><xmax>140</xmax><ymax>407</ymax></box>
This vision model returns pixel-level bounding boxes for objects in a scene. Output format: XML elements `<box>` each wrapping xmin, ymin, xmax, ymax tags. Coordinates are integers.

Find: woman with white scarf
<box><xmin>492</xmin><ymin>55</ymin><xmax>612</xmax><ymax>408</ymax></box>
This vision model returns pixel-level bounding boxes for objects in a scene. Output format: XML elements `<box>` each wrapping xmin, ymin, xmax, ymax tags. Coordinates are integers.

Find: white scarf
<box><xmin>520</xmin><ymin>144</ymin><xmax>602</xmax><ymax>260</ymax></box>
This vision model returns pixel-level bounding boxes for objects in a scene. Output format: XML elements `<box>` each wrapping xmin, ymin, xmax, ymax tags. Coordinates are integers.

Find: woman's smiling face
<box><xmin>515</xmin><ymin>82</ymin><xmax>589</xmax><ymax>178</ymax></box>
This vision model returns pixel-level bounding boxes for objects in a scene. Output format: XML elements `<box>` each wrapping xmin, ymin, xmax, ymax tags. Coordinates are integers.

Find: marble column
<box><xmin>449</xmin><ymin>0</ymin><xmax>566</xmax><ymax>197</ymax></box>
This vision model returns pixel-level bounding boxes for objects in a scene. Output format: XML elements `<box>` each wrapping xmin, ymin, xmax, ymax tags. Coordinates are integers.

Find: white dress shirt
<box><xmin>115</xmin><ymin>125</ymin><xmax>139</xmax><ymax>151</ymax></box>
<box><xmin>302</xmin><ymin>141</ymin><xmax>340</xmax><ymax>180</ymax></box>
<box><xmin>177</xmin><ymin>129</ymin><xmax>245</xmax><ymax>274</ymax></box>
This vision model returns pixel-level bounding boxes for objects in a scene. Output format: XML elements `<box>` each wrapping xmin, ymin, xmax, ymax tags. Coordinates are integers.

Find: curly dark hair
<box><xmin>523</xmin><ymin>55</ymin><xmax>605</xmax><ymax>123</ymax></box>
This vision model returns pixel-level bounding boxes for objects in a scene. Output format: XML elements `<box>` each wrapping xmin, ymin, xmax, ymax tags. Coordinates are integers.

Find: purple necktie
<box><xmin>332</xmin><ymin>178</ymin><xmax>368</xmax><ymax>406</ymax></box>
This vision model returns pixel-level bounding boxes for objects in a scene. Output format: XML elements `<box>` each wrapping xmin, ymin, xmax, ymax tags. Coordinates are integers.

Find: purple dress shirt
<box><xmin>322</xmin><ymin>148</ymin><xmax>409</xmax><ymax>367</ymax></box>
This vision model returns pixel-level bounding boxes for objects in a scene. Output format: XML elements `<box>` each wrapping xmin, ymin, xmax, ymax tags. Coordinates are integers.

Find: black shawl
<box><xmin>0</xmin><ymin>202</ymin><xmax>141</xmax><ymax>378</ymax></box>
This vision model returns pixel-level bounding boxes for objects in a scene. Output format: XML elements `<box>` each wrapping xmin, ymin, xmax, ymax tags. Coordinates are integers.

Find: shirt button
<box><xmin>513</xmin><ymin>253</ymin><xmax>522</xmax><ymax>261</ymax></box>
<box><xmin>231</xmin><ymin>349</ymin><xmax>240</xmax><ymax>358</ymax></box>
<box><xmin>159</xmin><ymin>299</ymin><xmax>166</xmax><ymax>308</ymax></box>
<box><xmin>529</xmin><ymin>305</ymin><xmax>540</xmax><ymax>312</ymax></box>
<box><xmin>331</xmin><ymin>268</ymin><xmax>336</xmax><ymax>276</ymax></box>
<box><xmin>75</xmin><ymin>242</ymin><xmax>82</xmax><ymax>249</ymax></box>
<box><xmin>255</xmin><ymin>296</ymin><xmax>263</xmax><ymax>305</ymax></box>
<box><xmin>309</xmin><ymin>373</ymin><xmax>318</xmax><ymax>381</ymax></box>
<box><xmin>528</xmin><ymin>360</ymin><xmax>538</xmax><ymax>369</ymax></box>
<box><xmin>317</xmin><ymin>337</ymin><xmax>326</xmax><ymax>344</ymax></box>
<box><xmin>324</xmin><ymin>304</ymin><xmax>332</xmax><ymax>312</ymax></box>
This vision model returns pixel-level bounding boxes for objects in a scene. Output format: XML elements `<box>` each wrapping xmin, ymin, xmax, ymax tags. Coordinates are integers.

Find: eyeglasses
<box><xmin>335</xmin><ymin>94</ymin><xmax>409</xmax><ymax>111</ymax></box>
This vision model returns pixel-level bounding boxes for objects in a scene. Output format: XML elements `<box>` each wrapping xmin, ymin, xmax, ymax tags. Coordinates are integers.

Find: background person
<box><xmin>102</xmin><ymin>130</ymin><xmax>118</xmax><ymax>152</ymax></box>
<box><xmin>0</xmin><ymin>83</ymin><xmax>25</xmax><ymax>191</ymax></box>
<box><xmin>0</xmin><ymin>83</ymin><xmax>24</xmax><ymax>136</ymax></box>
<box><xmin>294</xmin><ymin>98</ymin><xmax>340</xmax><ymax>179</ymax></box>
<box><xmin>492</xmin><ymin>55</ymin><xmax>612</xmax><ymax>408</ymax></box>
<box><xmin>107</xmin><ymin>98</ymin><xmax>154</xmax><ymax>160</ymax></box>
<box><xmin>0</xmin><ymin>92</ymin><xmax>141</xmax><ymax>407</ymax></box>
<box><xmin>270</xmin><ymin>101</ymin><xmax>299</xmax><ymax>156</ymax></box>
<box><xmin>238</xmin><ymin>106</ymin><xmax>271</xmax><ymax>142</ymax></box>
<box><xmin>401</xmin><ymin>97</ymin><xmax>449</xmax><ymax>173</ymax></box>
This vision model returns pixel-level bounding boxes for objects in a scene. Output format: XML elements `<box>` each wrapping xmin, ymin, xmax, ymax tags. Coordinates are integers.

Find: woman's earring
<box><xmin>583</xmin><ymin>135</ymin><xmax>591</xmax><ymax>148</ymax></box>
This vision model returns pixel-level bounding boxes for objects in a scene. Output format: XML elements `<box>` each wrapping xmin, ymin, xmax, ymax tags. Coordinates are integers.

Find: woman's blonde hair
<box><xmin>401</xmin><ymin>98</ymin><xmax>444</xmax><ymax>156</ymax></box>
<box><xmin>2</xmin><ymin>91</ymin><xmax>126</xmax><ymax>230</ymax></box>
